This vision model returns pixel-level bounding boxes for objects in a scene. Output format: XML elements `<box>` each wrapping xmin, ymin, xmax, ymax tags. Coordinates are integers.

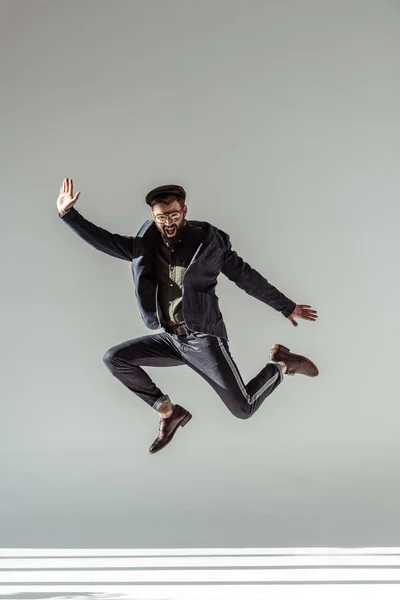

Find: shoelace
<box><xmin>158</xmin><ymin>416</ymin><xmax>169</xmax><ymax>439</ymax></box>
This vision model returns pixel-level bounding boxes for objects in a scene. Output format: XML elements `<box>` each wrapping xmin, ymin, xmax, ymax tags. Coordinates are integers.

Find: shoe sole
<box><xmin>271</xmin><ymin>344</ymin><xmax>319</xmax><ymax>376</ymax></box>
<box><xmin>149</xmin><ymin>412</ymin><xmax>193</xmax><ymax>455</ymax></box>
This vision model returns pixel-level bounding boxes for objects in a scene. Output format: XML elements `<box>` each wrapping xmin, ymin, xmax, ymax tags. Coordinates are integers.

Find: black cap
<box><xmin>145</xmin><ymin>184</ymin><xmax>186</xmax><ymax>206</ymax></box>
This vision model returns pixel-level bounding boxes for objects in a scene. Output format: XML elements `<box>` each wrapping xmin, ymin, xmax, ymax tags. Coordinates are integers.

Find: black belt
<box><xmin>165</xmin><ymin>323</ymin><xmax>191</xmax><ymax>336</ymax></box>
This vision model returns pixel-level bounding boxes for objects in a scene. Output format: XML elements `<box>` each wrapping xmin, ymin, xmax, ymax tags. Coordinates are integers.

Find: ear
<box><xmin>183</xmin><ymin>205</ymin><xmax>188</xmax><ymax>216</ymax></box>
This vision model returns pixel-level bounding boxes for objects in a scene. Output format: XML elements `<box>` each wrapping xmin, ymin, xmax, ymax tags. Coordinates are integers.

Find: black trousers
<box><xmin>103</xmin><ymin>331</ymin><xmax>284</xmax><ymax>419</ymax></box>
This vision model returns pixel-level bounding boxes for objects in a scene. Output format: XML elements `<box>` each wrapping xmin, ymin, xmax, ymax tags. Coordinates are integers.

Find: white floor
<box><xmin>1</xmin><ymin>548</ymin><xmax>400</xmax><ymax>599</ymax></box>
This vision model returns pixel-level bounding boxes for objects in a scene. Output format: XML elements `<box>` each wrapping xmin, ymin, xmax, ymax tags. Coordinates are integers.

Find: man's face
<box><xmin>152</xmin><ymin>199</ymin><xmax>188</xmax><ymax>241</ymax></box>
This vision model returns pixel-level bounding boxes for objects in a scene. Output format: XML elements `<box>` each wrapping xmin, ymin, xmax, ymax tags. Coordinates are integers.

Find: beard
<box><xmin>160</xmin><ymin>220</ymin><xmax>185</xmax><ymax>245</ymax></box>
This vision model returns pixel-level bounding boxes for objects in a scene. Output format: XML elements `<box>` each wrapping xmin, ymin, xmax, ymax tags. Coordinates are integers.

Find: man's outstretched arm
<box><xmin>57</xmin><ymin>178</ymin><xmax>135</xmax><ymax>261</ymax></box>
<box><xmin>221</xmin><ymin>247</ymin><xmax>318</xmax><ymax>326</ymax></box>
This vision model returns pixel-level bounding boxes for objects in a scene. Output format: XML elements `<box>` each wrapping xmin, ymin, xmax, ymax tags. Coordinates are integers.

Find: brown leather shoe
<box><xmin>149</xmin><ymin>404</ymin><xmax>192</xmax><ymax>454</ymax></box>
<box><xmin>270</xmin><ymin>344</ymin><xmax>319</xmax><ymax>377</ymax></box>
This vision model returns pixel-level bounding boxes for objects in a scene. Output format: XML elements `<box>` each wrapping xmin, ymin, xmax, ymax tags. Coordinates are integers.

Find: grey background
<box><xmin>1</xmin><ymin>0</ymin><xmax>399</xmax><ymax>548</ymax></box>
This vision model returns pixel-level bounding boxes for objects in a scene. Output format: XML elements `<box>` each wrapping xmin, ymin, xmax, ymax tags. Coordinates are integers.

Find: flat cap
<box><xmin>145</xmin><ymin>184</ymin><xmax>186</xmax><ymax>206</ymax></box>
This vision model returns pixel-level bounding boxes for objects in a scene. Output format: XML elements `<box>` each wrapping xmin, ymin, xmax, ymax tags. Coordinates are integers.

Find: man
<box><xmin>57</xmin><ymin>178</ymin><xmax>319</xmax><ymax>454</ymax></box>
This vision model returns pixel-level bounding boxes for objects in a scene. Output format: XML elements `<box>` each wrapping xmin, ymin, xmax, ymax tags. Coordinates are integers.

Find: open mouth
<box><xmin>164</xmin><ymin>225</ymin><xmax>177</xmax><ymax>238</ymax></box>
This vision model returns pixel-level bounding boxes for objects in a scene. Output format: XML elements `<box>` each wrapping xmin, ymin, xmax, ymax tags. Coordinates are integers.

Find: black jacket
<box><xmin>60</xmin><ymin>208</ymin><xmax>296</xmax><ymax>340</ymax></box>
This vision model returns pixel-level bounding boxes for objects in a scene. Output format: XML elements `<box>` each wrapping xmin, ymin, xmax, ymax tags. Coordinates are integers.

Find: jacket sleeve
<box><xmin>221</xmin><ymin>246</ymin><xmax>297</xmax><ymax>318</ymax></box>
<box><xmin>59</xmin><ymin>207</ymin><xmax>135</xmax><ymax>261</ymax></box>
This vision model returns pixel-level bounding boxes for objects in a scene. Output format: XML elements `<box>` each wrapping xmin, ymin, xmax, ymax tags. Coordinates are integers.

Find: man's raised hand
<box><xmin>57</xmin><ymin>178</ymin><xmax>80</xmax><ymax>215</ymax></box>
<box><xmin>288</xmin><ymin>305</ymin><xmax>318</xmax><ymax>327</ymax></box>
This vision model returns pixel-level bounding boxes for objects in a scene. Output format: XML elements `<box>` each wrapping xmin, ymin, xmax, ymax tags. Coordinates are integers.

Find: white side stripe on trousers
<box><xmin>217</xmin><ymin>338</ymin><xmax>283</xmax><ymax>405</ymax></box>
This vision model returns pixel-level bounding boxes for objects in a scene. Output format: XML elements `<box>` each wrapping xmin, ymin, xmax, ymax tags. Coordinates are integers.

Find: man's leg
<box><xmin>181</xmin><ymin>333</ymin><xmax>284</xmax><ymax>419</ymax></box>
<box><xmin>103</xmin><ymin>332</ymin><xmax>184</xmax><ymax>412</ymax></box>
<box><xmin>103</xmin><ymin>332</ymin><xmax>193</xmax><ymax>454</ymax></box>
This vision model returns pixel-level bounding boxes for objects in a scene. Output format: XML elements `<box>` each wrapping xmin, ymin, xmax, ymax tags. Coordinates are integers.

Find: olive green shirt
<box><xmin>154</xmin><ymin>222</ymin><xmax>206</xmax><ymax>326</ymax></box>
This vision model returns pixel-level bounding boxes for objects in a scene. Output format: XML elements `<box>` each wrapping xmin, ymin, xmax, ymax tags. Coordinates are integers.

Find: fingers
<box><xmin>292</xmin><ymin>304</ymin><xmax>319</xmax><ymax>323</ymax></box>
<box><xmin>72</xmin><ymin>191</ymin><xmax>80</xmax><ymax>202</ymax></box>
<box><xmin>297</xmin><ymin>304</ymin><xmax>318</xmax><ymax>316</ymax></box>
<box><xmin>299</xmin><ymin>311</ymin><xmax>318</xmax><ymax>321</ymax></box>
<box><xmin>61</xmin><ymin>178</ymin><xmax>76</xmax><ymax>197</ymax></box>
<box><xmin>300</xmin><ymin>309</ymin><xmax>318</xmax><ymax>318</ymax></box>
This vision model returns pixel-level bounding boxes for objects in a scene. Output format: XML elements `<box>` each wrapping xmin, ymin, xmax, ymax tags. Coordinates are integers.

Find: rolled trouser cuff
<box><xmin>153</xmin><ymin>394</ymin><xmax>171</xmax><ymax>411</ymax></box>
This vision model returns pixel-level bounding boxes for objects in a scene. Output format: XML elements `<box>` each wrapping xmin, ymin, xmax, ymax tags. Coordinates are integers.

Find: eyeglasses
<box><xmin>153</xmin><ymin>209</ymin><xmax>184</xmax><ymax>224</ymax></box>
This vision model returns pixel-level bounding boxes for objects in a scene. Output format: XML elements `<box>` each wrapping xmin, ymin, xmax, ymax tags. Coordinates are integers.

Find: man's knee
<box><xmin>103</xmin><ymin>347</ymin><xmax>120</xmax><ymax>371</ymax></box>
<box><xmin>230</xmin><ymin>404</ymin><xmax>252</xmax><ymax>420</ymax></box>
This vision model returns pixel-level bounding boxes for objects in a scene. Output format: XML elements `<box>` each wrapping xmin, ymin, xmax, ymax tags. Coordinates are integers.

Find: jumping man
<box><xmin>57</xmin><ymin>178</ymin><xmax>319</xmax><ymax>454</ymax></box>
